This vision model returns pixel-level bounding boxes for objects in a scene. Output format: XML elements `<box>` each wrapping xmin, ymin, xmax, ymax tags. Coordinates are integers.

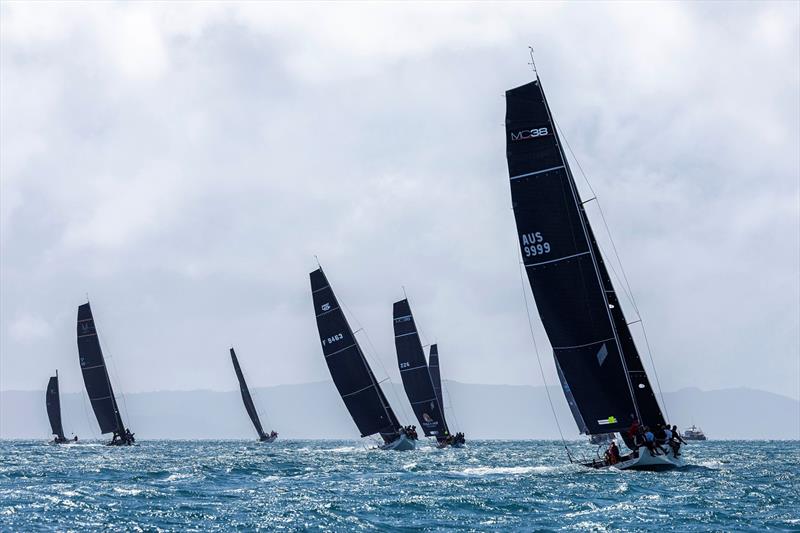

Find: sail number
<box><xmin>322</xmin><ymin>333</ymin><xmax>344</xmax><ymax>346</ymax></box>
<box><xmin>521</xmin><ymin>231</ymin><xmax>551</xmax><ymax>257</ymax></box>
<box><xmin>399</xmin><ymin>362</ymin><xmax>410</xmax><ymax>369</ymax></box>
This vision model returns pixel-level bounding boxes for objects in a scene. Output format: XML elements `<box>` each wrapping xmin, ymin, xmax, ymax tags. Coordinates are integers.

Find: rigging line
<box><xmin>516</xmin><ymin>250</ymin><xmax>573</xmax><ymax>462</ymax></box>
<box><xmin>339</xmin><ymin>298</ymin><xmax>413</xmax><ymax>425</ymax></box>
<box><xmin>401</xmin><ymin>291</ymin><xmax>450</xmax><ymax>427</ymax></box>
<box><xmin>592</xmin><ymin>240</ymin><xmax>670</xmax><ymax>420</ymax></box>
<box><xmin>553</xmin><ymin>117</ymin><xmax>670</xmax><ymax>422</ymax></box>
<box><xmin>93</xmin><ymin>309</ymin><xmax>131</xmax><ymax>428</ymax></box>
<box><xmin>440</xmin><ymin>375</ymin><xmax>462</xmax><ymax>431</ymax></box>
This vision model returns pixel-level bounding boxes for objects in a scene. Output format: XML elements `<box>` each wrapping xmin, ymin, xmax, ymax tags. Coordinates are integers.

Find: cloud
<box><xmin>1</xmin><ymin>2</ymin><xmax>798</xmax><ymax>404</ymax></box>
<box><xmin>8</xmin><ymin>314</ymin><xmax>52</xmax><ymax>343</ymax></box>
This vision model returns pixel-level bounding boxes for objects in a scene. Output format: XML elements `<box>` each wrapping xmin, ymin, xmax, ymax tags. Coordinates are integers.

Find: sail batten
<box><xmin>393</xmin><ymin>299</ymin><xmax>448</xmax><ymax>438</ymax></box>
<box><xmin>76</xmin><ymin>302</ymin><xmax>126</xmax><ymax>435</ymax></box>
<box><xmin>46</xmin><ymin>374</ymin><xmax>66</xmax><ymax>440</ymax></box>
<box><xmin>230</xmin><ymin>347</ymin><xmax>268</xmax><ymax>440</ymax></box>
<box><xmin>505</xmin><ymin>77</ymin><xmax>666</xmax><ymax>435</ymax></box>
<box><xmin>310</xmin><ymin>268</ymin><xmax>402</xmax><ymax>440</ymax></box>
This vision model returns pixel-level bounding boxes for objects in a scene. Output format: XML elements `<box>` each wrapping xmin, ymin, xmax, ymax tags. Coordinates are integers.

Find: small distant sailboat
<box><xmin>46</xmin><ymin>371</ymin><xmax>76</xmax><ymax>444</ymax></box>
<box><xmin>310</xmin><ymin>267</ymin><xmax>415</xmax><ymax>451</ymax></box>
<box><xmin>76</xmin><ymin>302</ymin><xmax>135</xmax><ymax>446</ymax></box>
<box><xmin>504</xmin><ymin>64</ymin><xmax>684</xmax><ymax>470</ymax></box>
<box><xmin>230</xmin><ymin>347</ymin><xmax>277</xmax><ymax>442</ymax></box>
<box><xmin>393</xmin><ymin>299</ymin><xmax>452</xmax><ymax>448</ymax></box>
<box><xmin>683</xmin><ymin>425</ymin><xmax>708</xmax><ymax>441</ymax></box>
<box><xmin>427</xmin><ymin>345</ymin><xmax>465</xmax><ymax>447</ymax></box>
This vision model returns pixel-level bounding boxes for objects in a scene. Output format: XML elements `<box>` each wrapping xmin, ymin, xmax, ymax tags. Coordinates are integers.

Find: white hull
<box><xmin>585</xmin><ymin>445</ymin><xmax>686</xmax><ymax>471</ymax></box>
<box><xmin>379</xmin><ymin>434</ymin><xmax>415</xmax><ymax>451</ymax></box>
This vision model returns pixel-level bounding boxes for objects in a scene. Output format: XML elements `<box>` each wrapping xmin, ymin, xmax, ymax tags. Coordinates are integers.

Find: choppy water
<box><xmin>0</xmin><ymin>440</ymin><xmax>798</xmax><ymax>531</ymax></box>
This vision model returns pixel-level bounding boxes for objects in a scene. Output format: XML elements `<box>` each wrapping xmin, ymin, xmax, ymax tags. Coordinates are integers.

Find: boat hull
<box><xmin>259</xmin><ymin>435</ymin><xmax>278</xmax><ymax>443</ymax></box>
<box><xmin>585</xmin><ymin>445</ymin><xmax>686</xmax><ymax>471</ymax></box>
<box><xmin>379</xmin><ymin>434</ymin><xmax>415</xmax><ymax>451</ymax></box>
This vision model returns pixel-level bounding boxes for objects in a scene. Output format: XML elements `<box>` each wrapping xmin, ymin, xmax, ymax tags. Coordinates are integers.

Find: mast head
<box><xmin>528</xmin><ymin>46</ymin><xmax>539</xmax><ymax>79</ymax></box>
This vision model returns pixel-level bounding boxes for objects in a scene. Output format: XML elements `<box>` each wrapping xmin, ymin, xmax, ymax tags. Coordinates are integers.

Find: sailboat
<box><xmin>428</xmin><ymin>345</ymin><xmax>466</xmax><ymax>448</ymax></box>
<box><xmin>393</xmin><ymin>299</ymin><xmax>451</xmax><ymax>448</ymax></box>
<box><xmin>76</xmin><ymin>302</ymin><xmax>135</xmax><ymax>446</ymax></box>
<box><xmin>504</xmin><ymin>67</ymin><xmax>684</xmax><ymax>470</ymax></box>
<box><xmin>230</xmin><ymin>347</ymin><xmax>277</xmax><ymax>442</ymax></box>
<box><xmin>310</xmin><ymin>267</ymin><xmax>415</xmax><ymax>451</ymax></box>
<box><xmin>46</xmin><ymin>371</ymin><xmax>75</xmax><ymax>444</ymax></box>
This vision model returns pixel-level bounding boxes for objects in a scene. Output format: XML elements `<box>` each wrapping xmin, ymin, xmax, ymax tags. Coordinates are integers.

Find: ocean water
<box><xmin>0</xmin><ymin>440</ymin><xmax>797</xmax><ymax>532</ymax></box>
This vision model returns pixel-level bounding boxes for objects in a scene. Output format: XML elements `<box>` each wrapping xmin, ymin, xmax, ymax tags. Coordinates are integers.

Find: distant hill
<box><xmin>1</xmin><ymin>381</ymin><xmax>797</xmax><ymax>440</ymax></box>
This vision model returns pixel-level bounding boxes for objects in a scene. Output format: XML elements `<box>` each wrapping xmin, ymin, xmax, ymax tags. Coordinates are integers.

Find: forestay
<box><xmin>76</xmin><ymin>302</ymin><xmax>126</xmax><ymax>435</ymax></box>
<box><xmin>310</xmin><ymin>268</ymin><xmax>403</xmax><ymax>441</ymax></box>
<box><xmin>393</xmin><ymin>299</ymin><xmax>448</xmax><ymax>437</ymax></box>
<box><xmin>505</xmin><ymin>78</ymin><xmax>665</xmax><ymax>435</ymax></box>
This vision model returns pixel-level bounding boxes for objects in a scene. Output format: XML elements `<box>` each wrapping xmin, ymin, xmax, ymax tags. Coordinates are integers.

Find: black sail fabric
<box><xmin>310</xmin><ymin>268</ymin><xmax>402</xmax><ymax>440</ymax></box>
<box><xmin>393</xmin><ymin>299</ymin><xmax>448</xmax><ymax>437</ymax></box>
<box><xmin>428</xmin><ymin>344</ymin><xmax>443</xmax><ymax>410</ymax></box>
<box><xmin>76</xmin><ymin>303</ymin><xmax>125</xmax><ymax>435</ymax></box>
<box><xmin>505</xmin><ymin>79</ymin><xmax>656</xmax><ymax>435</ymax></box>
<box><xmin>584</xmin><ymin>220</ymin><xmax>666</xmax><ymax>428</ymax></box>
<box><xmin>555</xmin><ymin>359</ymin><xmax>588</xmax><ymax>435</ymax></box>
<box><xmin>46</xmin><ymin>375</ymin><xmax>66</xmax><ymax>440</ymax></box>
<box><xmin>230</xmin><ymin>348</ymin><xmax>267</xmax><ymax>440</ymax></box>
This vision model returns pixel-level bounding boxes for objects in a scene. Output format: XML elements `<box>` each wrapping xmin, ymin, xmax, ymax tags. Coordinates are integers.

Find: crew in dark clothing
<box><xmin>670</xmin><ymin>425</ymin><xmax>685</xmax><ymax>457</ymax></box>
<box><xmin>606</xmin><ymin>440</ymin><xmax>621</xmax><ymax>465</ymax></box>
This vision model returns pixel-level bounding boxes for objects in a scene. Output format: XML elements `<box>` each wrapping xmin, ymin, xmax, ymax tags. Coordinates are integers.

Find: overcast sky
<box><xmin>2</xmin><ymin>2</ymin><xmax>798</xmax><ymax>402</ymax></box>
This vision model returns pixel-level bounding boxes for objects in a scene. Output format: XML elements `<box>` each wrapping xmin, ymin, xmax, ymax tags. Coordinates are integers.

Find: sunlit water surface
<box><xmin>0</xmin><ymin>440</ymin><xmax>797</xmax><ymax>531</ymax></box>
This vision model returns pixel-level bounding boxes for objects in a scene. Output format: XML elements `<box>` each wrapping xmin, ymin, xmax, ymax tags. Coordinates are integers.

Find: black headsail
<box><xmin>230</xmin><ymin>347</ymin><xmax>268</xmax><ymax>440</ymax></box>
<box><xmin>393</xmin><ymin>299</ymin><xmax>448</xmax><ymax>438</ymax></box>
<box><xmin>310</xmin><ymin>268</ymin><xmax>403</xmax><ymax>442</ymax></box>
<box><xmin>76</xmin><ymin>302</ymin><xmax>127</xmax><ymax>435</ymax></box>
<box><xmin>428</xmin><ymin>344</ymin><xmax>443</xmax><ymax>410</ymax></box>
<box><xmin>505</xmin><ymin>76</ymin><xmax>665</xmax><ymax>436</ymax></box>
<box><xmin>46</xmin><ymin>372</ymin><xmax>66</xmax><ymax>440</ymax></box>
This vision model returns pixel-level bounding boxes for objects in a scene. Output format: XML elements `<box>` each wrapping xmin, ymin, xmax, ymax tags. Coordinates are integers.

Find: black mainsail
<box><xmin>230</xmin><ymin>347</ymin><xmax>269</xmax><ymax>441</ymax></box>
<box><xmin>428</xmin><ymin>344</ymin><xmax>444</xmax><ymax>411</ymax></box>
<box><xmin>393</xmin><ymin>299</ymin><xmax>448</xmax><ymax>438</ymax></box>
<box><xmin>505</xmin><ymin>76</ymin><xmax>665</xmax><ymax>437</ymax></box>
<box><xmin>46</xmin><ymin>372</ymin><xmax>66</xmax><ymax>441</ymax></box>
<box><xmin>310</xmin><ymin>267</ymin><xmax>403</xmax><ymax>442</ymax></box>
<box><xmin>76</xmin><ymin>302</ymin><xmax>131</xmax><ymax>441</ymax></box>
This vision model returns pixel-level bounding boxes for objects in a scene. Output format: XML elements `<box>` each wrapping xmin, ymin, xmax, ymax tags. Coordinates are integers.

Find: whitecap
<box><xmin>113</xmin><ymin>487</ymin><xmax>142</xmax><ymax>496</ymax></box>
<box><xmin>459</xmin><ymin>465</ymin><xmax>555</xmax><ymax>476</ymax></box>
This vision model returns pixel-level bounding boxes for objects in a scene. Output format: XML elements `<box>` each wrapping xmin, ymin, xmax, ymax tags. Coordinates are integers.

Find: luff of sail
<box><xmin>310</xmin><ymin>267</ymin><xmax>402</xmax><ymax>441</ymax></box>
<box><xmin>46</xmin><ymin>373</ymin><xmax>66</xmax><ymax>440</ymax></box>
<box><xmin>504</xmin><ymin>78</ymin><xmax>666</xmax><ymax>435</ymax></box>
<box><xmin>230</xmin><ymin>347</ymin><xmax>268</xmax><ymax>440</ymax></box>
<box><xmin>76</xmin><ymin>302</ymin><xmax>126</xmax><ymax>435</ymax></box>
<box><xmin>393</xmin><ymin>299</ymin><xmax>448</xmax><ymax>438</ymax></box>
